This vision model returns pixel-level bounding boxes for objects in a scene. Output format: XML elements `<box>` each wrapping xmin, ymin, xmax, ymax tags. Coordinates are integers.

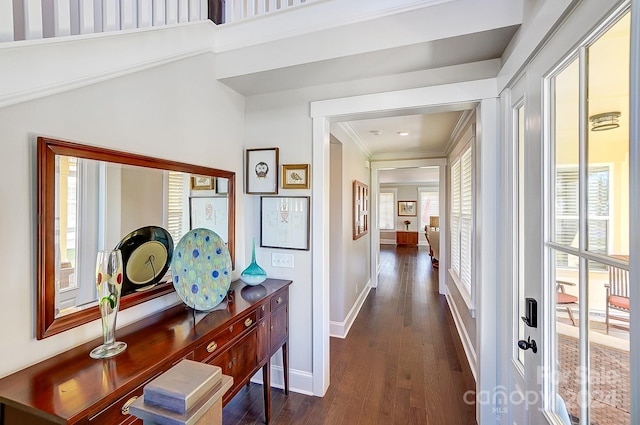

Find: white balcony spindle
<box><xmin>102</xmin><ymin>0</ymin><xmax>119</xmax><ymax>31</ymax></box>
<box><xmin>250</xmin><ymin>0</ymin><xmax>259</xmax><ymax>18</ymax></box>
<box><xmin>138</xmin><ymin>0</ymin><xmax>153</xmax><ymax>27</ymax></box>
<box><xmin>257</xmin><ymin>0</ymin><xmax>266</xmax><ymax>16</ymax></box>
<box><xmin>153</xmin><ymin>0</ymin><xmax>166</xmax><ymax>25</ymax></box>
<box><xmin>53</xmin><ymin>0</ymin><xmax>72</xmax><ymax>37</ymax></box>
<box><xmin>199</xmin><ymin>0</ymin><xmax>207</xmax><ymax>20</ymax></box>
<box><xmin>177</xmin><ymin>0</ymin><xmax>188</xmax><ymax>22</ymax></box>
<box><xmin>78</xmin><ymin>0</ymin><xmax>95</xmax><ymax>34</ymax></box>
<box><xmin>23</xmin><ymin>0</ymin><xmax>44</xmax><ymax>40</ymax></box>
<box><xmin>188</xmin><ymin>0</ymin><xmax>200</xmax><ymax>21</ymax></box>
<box><xmin>120</xmin><ymin>0</ymin><xmax>137</xmax><ymax>29</ymax></box>
<box><xmin>166</xmin><ymin>0</ymin><xmax>178</xmax><ymax>24</ymax></box>
<box><xmin>0</xmin><ymin>1</ymin><xmax>13</xmax><ymax>41</ymax></box>
<box><xmin>267</xmin><ymin>0</ymin><xmax>276</xmax><ymax>14</ymax></box>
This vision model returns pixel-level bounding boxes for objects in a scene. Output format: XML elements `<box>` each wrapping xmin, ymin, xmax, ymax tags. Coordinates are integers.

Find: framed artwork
<box><xmin>189</xmin><ymin>197</ymin><xmax>229</xmax><ymax>241</ymax></box>
<box><xmin>216</xmin><ymin>177</ymin><xmax>229</xmax><ymax>194</ymax></box>
<box><xmin>398</xmin><ymin>200</ymin><xmax>417</xmax><ymax>216</ymax></box>
<box><xmin>282</xmin><ymin>164</ymin><xmax>310</xmax><ymax>189</ymax></box>
<box><xmin>260</xmin><ymin>196</ymin><xmax>310</xmax><ymax>250</ymax></box>
<box><xmin>246</xmin><ymin>148</ymin><xmax>279</xmax><ymax>194</ymax></box>
<box><xmin>352</xmin><ymin>180</ymin><xmax>368</xmax><ymax>240</ymax></box>
<box><xmin>191</xmin><ymin>175</ymin><xmax>215</xmax><ymax>190</ymax></box>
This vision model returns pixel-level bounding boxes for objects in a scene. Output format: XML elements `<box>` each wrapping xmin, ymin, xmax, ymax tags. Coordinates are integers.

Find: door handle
<box><xmin>517</xmin><ymin>336</ymin><xmax>537</xmax><ymax>353</ymax></box>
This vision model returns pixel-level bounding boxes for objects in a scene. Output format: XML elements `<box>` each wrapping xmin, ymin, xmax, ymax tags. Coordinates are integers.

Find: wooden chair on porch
<box><xmin>605</xmin><ymin>255</ymin><xmax>630</xmax><ymax>334</ymax></box>
<box><xmin>556</xmin><ymin>280</ymin><xmax>578</xmax><ymax>326</ymax></box>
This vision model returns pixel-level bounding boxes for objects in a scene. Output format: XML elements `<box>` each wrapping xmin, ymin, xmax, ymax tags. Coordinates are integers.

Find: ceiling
<box><xmin>216</xmin><ymin>0</ymin><xmax>523</xmax><ymax>175</ymax></box>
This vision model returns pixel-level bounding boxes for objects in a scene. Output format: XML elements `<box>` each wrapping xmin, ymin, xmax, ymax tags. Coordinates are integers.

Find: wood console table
<box><xmin>0</xmin><ymin>278</ymin><xmax>291</xmax><ymax>425</ymax></box>
<box><xmin>396</xmin><ymin>231</ymin><xmax>418</xmax><ymax>246</ymax></box>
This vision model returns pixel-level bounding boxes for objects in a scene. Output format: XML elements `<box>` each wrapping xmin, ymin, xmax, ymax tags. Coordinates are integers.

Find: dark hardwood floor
<box><xmin>222</xmin><ymin>245</ymin><xmax>477</xmax><ymax>424</ymax></box>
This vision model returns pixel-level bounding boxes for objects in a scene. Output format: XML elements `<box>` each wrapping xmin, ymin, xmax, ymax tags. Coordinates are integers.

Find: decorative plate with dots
<box><xmin>171</xmin><ymin>228</ymin><xmax>232</xmax><ymax>311</ymax></box>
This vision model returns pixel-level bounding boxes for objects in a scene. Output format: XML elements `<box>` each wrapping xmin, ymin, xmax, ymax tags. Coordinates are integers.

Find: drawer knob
<box><xmin>276</xmin><ymin>297</ymin><xmax>283</xmax><ymax>304</ymax></box>
<box><xmin>244</xmin><ymin>318</ymin><xmax>253</xmax><ymax>327</ymax></box>
<box><xmin>121</xmin><ymin>396</ymin><xmax>138</xmax><ymax>415</ymax></box>
<box><xmin>206</xmin><ymin>341</ymin><xmax>218</xmax><ymax>353</ymax></box>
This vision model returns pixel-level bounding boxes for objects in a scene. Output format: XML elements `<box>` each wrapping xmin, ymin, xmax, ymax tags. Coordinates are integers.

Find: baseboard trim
<box><xmin>329</xmin><ymin>282</ymin><xmax>371</xmax><ymax>339</ymax></box>
<box><xmin>445</xmin><ymin>287</ymin><xmax>478</xmax><ymax>383</ymax></box>
<box><xmin>250</xmin><ymin>365</ymin><xmax>314</xmax><ymax>396</ymax></box>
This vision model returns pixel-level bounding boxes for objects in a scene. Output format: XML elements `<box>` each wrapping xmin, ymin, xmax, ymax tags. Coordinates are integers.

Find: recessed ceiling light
<box><xmin>397</xmin><ymin>131</ymin><xmax>409</xmax><ymax>136</ymax></box>
<box><xmin>370</xmin><ymin>130</ymin><xmax>383</xmax><ymax>135</ymax></box>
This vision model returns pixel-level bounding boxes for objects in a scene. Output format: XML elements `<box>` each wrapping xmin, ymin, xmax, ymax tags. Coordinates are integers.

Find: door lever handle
<box><xmin>517</xmin><ymin>336</ymin><xmax>537</xmax><ymax>353</ymax></box>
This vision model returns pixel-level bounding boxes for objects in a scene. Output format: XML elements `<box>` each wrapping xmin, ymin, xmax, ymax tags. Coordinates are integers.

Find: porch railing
<box><xmin>1</xmin><ymin>0</ymin><xmax>313</xmax><ymax>44</ymax></box>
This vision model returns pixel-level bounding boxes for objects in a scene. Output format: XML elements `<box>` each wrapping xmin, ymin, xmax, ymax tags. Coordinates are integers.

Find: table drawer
<box><xmin>194</xmin><ymin>310</ymin><xmax>258</xmax><ymax>362</ymax></box>
<box><xmin>89</xmin><ymin>374</ymin><xmax>160</xmax><ymax>425</ymax></box>
<box><xmin>270</xmin><ymin>290</ymin><xmax>288</xmax><ymax>313</ymax></box>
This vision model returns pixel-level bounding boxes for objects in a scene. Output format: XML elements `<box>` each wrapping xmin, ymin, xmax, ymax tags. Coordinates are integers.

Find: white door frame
<box><xmin>310</xmin><ymin>79</ymin><xmax>499</xmax><ymax>425</ymax></box>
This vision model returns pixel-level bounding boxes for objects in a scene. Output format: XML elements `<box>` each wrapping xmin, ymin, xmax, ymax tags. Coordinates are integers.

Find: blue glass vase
<box><xmin>240</xmin><ymin>239</ymin><xmax>267</xmax><ymax>286</ymax></box>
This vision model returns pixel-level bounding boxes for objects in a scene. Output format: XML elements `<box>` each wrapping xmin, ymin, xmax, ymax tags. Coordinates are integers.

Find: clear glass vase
<box><xmin>90</xmin><ymin>249</ymin><xmax>127</xmax><ymax>359</ymax></box>
<box><xmin>240</xmin><ymin>239</ymin><xmax>267</xmax><ymax>286</ymax></box>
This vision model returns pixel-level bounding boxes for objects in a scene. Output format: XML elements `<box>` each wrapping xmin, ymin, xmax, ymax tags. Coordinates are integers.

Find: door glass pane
<box><xmin>552</xmin><ymin>249</ymin><xmax>581</xmax><ymax>423</ymax></box>
<box><xmin>588</xmin><ymin>257</ymin><xmax>630</xmax><ymax>424</ymax></box>
<box><xmin>586</xmin><ymin>13</ymin><xmax>630</xmax><ymax>257</ymax></box>
<box><xmin>516</xmin><ymin>105</ymin><xmax>526</xmax><ymax>366</ymax></box>
<box><xmin>553</xmin><ymin>57</ymin><xmax>580</xmax><ymax>256</ymax></box>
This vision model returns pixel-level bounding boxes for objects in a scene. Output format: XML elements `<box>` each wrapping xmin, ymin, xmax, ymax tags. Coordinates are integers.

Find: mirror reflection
<box><xmin>54</xmin><ymin>156</ymin><xmax>231</xmax><ymax>318</ymax></box>
<box><xmin>38</xmin><ymin>136</ymin><xmax>236</xmax><ymax>339</ymax></box>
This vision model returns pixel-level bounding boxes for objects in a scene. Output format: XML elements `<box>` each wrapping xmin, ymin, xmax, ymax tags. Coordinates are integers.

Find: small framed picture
<box><xmin>246</xmin><ymin>148</ymin><xmax>279</xmax><ymax>194</ymax></box>
<box><xmin>282</xmin><ymin>164</ymin><xmax>310</xmax><ymax>189</ymax></box>
<box><xmin>216</xmin><ymin>177</ymin><xmax>229</xmax><ymax>194</ymax></box>
<box><xmin>191</xmin><ymin>175</ymin><xmax>215</xmax><ymax>190</ymax></box>
<box><xmin>398</xmin><ymin>200</ymin><xmax>417</xmax><ymax>216</ymax></box>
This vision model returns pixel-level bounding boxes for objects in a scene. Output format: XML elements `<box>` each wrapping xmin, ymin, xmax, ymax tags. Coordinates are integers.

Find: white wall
<box><xmin>330</xmin><ymin>131</ymin><xmax>371</xmax><ymax>326</ymax></box>
<box><xmin>0</xmin><ymin>52</ymin><xmax>245</xmax><ymax>378</ymax></box>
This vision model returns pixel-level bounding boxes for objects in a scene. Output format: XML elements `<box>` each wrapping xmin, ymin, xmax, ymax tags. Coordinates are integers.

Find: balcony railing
<box><xmin>1</xmin><ymin>0</ymin><xmax>312</xmax><ymax>44</ymax></box>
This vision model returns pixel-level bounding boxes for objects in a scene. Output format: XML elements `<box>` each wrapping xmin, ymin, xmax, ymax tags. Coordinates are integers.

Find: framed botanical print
<box><xmin>246</xmin><ymin>147</ymin><xmax>279</xmax><ymax>194</ymax></box>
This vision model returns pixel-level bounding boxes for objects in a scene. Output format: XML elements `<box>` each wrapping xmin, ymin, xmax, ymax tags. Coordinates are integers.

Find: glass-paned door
<box><xmin>548</xmin><ymin>9</ymin><xmax>630</xmax><ymax>424</ymax></box>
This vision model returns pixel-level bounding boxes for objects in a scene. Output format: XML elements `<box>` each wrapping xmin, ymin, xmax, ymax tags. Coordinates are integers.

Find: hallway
<box><xmin>223</xmin><ymin>245</ymin><xmax>477</xmax><ymax>424</ymax></box>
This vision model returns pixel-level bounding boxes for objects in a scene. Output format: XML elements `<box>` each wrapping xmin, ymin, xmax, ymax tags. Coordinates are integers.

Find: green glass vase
<box><xmin>240</xmin><ymin>239</ymin><xmax>267</xmax><ymax>286</ymax></box>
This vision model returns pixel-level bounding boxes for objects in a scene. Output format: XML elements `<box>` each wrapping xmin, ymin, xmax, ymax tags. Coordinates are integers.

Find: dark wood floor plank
<box><xmin>223</xmin><ymin>245</ymin><xmax>476</xmax><ymax>425</ymax></box>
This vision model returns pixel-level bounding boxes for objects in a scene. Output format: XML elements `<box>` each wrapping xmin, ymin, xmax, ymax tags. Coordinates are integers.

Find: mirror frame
<box><xmin>37</xmin><ymin>136</ymin><xmax>236</xmax><ymax>339</ymax></box>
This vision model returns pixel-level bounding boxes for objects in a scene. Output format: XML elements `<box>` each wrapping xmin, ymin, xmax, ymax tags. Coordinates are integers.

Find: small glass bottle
<box><xmin>240</xmin><ymin>238</ymin><xmax>267</xmax><ymax>286</ymax></box>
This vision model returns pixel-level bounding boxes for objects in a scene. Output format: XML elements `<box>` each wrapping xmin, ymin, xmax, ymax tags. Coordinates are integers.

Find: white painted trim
<box><xmin>311</xmin><ymin>79</ymin><xmax>497</xmax><ymax>118</ymax></box>
<box><xmin>628</xmin><ymin>1</ymin><xmax>639</xmax><ymax>422</ymax></box>
<box><xmin>445</xmin><ymin>286</ymin><xmax>477</xmax><ymax>382</ymax></box>
<box><xmin>448</xmin><ymin>268</ymin><xmax>475</xmax><ymax>318</ymax></box>
<box><xmin>251</xmin><ymin>366</ymin><xmax>314</xmax><ymax>396</ymax></box>
<box><xmin>335</xmin><ymin>122</ymin><xmax>372</xmax><ymax>157</ymax></box>
<box><xmin>311</xmin><ymin>116</ymin><xmax>331</xmax><ymax>397</ymax></box>
<box><xmin>0</xmin><ymin>21</ymin><xmax>216</xmax><ymax>109</ymax></box>
<box><xmin>330</xmin><ymin>283</ymin><xmax>371</xmax><ymax>338</ymax></box>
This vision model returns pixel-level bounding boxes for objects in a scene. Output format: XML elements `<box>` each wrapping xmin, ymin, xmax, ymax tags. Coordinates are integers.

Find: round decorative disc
<box><xmin>171</xmin><ymin>228</ymin><xmax>232</xmax><ymax>311</ymax></box>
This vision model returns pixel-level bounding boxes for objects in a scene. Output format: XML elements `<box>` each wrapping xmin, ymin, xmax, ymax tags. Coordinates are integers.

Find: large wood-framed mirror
<box><xmin>37</xmin><ymin>137</ymin><xmax>236</xmax><ymax>339</ymax></box>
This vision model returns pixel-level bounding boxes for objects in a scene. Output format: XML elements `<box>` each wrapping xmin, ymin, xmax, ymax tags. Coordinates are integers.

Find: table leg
<box><xmin>282</xmin><ymin>343</ymin><xmax>289</xmax><ymax>395</ymax></box>
<box><xmin>262</xmin><ymin>360</ymin><xmax>271</xmax><ymax>424</ymax></box>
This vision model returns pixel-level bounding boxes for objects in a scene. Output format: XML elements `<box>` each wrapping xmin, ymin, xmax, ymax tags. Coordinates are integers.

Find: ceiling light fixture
<box><xmin>589</xmin><ymin>111</ymin><xmax>621</xmax><ymax>131</ymax></box>
<box><xmin>397</xmin><ymin>131</ymin><xmax>409</xmax><ymax>136</ymax></box>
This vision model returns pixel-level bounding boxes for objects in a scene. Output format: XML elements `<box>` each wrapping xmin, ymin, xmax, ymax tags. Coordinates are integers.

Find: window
<box><xmin>419</xmin><ymin>190</ymin><xmax>439</xmax><ymax>232</ymax></box>
<box><xmin>451</xmin><ymin>145</ymin><xmax>473</xmax><ymax>292</ymax></box>
<box><xmin>555</xmin><ymin>165</ymin><xmax>610</xmax><ymax>268</ymax></box>
<box><xmin>166</xmin><ymin>171</ymin><xmax>187</xmax><ymax>245</ymax></box>
<box><xmin>379</xmin><ymin>191</ymin><xmax>395</xmax><ymax>230</ymax></box>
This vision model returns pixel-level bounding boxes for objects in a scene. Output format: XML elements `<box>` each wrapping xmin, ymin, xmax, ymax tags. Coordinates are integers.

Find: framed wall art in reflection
<box><xmin>191</xmin><ymin>175</ymin><xmax>215</xmax><ymax>190</ymax></box>
<box><xmin>282</xmin><ymin>164</ymin><xmax>310</xmax><ymax>189</ymax></box>
<box><xmin>246</xmin><ymin>148</ymin><xmax>279</xmax><ymax>194</ymax></box>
